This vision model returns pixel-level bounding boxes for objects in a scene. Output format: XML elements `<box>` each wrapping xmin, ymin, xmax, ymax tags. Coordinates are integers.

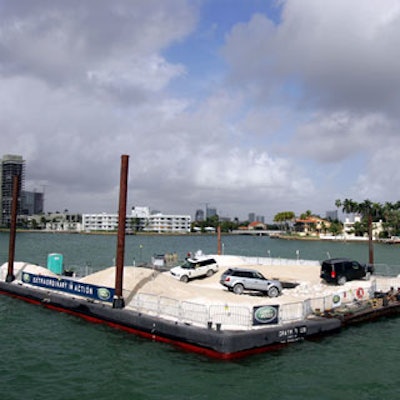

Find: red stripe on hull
<box><xmin>1</xmin><ymin>289</ymin><xmax>284</xmax><ymax>360</ymax></box>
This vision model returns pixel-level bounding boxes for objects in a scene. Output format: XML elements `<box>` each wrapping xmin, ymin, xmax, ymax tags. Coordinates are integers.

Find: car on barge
<box><xmin>170</xmin><ymin>256</ymin><xmax>219</xmax><ymax>283</ymax></box>
<box><xmin>220</xmin><ymin>267</ymin><xmax>282</xmax><ymax>297</ymax></box>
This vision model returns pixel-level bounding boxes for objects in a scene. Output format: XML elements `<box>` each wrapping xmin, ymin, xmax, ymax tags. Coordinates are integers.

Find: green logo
<box><xmin>97</xmin><ymin>288</ymin><xmax>111</xmax><ymax>301</ymax></box>
<box><xmin>254</xmin><ymin>306</ymin><xmax>278</xmax><ymax>323</ymax></box>
<box><xmin>22</xmin><ymin>273</ymin><xmax>31</xmax><ymax>283</ymax></box>
<box><xmin>332</xmin><ymin>294</ymin><xmax>341</xmax><ymax>304</ymax></box>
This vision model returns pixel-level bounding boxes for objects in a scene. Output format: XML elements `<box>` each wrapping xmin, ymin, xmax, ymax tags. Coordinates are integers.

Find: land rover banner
<box><xmin>253</xmin><ymin>305</ymin><xmax>279</xmax><ymax>325</ymax></box>
<box><xmin>21</xmin><ymin>272</ymin><xmax>115</xmax><ymax>303</ymax></box>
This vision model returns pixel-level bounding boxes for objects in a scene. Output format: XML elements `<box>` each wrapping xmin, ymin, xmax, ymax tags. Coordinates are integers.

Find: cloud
<box><xmin>355</xmin><ymin>139</ymin><xmax>400</xmax><ymax>201</ymax></box>
<box><xmin>1</xmin><ymin>0</ymin><xmax>400</xmax><ymax>220</ymax></box>
<box><xmin>289</xmin><ymin>111</ymin><xmax>392</xmax><ymax>163</ymax></box>
<box><xmin>223</xmin><ymin>0</ymin><xmax>400</xmax><ymax>114</ymax></box>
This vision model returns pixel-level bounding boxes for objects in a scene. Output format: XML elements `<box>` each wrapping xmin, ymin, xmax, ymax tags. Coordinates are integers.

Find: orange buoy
<box><xmin>356</xmin><ymin>287</ymin><xmax>364</xmax><ymax>299</ymax></box>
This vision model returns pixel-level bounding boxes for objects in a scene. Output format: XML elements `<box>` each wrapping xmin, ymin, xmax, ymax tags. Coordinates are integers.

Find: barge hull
<box><xmin>0</xmin><ymin>281</ymin><xmax>341</xmax><ymax>359</ymax></box>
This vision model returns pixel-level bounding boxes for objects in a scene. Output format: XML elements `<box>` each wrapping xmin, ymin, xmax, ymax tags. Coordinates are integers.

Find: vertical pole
<box><xmin>217</xmin><ymin>225</ymin><xmax>221</xmax><ymax>255</ymax></box>
<box><xmin>368</xmin><ymin>214</ymin><xmax>374</xmax><ymax>265</ymax></box>
<box><xmin>113</xmin><ymin>155</ymin><xmax>129</xmax><ymax>309</ymax></box>
<box><xmin>6</xmin><ymin>175</ymin><xmax>19</xmax><ymax>282</ymax></box>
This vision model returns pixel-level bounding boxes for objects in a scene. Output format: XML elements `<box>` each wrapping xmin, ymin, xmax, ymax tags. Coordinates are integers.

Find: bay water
<box><xmin>1</xmin><ymin>232</ymin><xmax>400</xmax><ymax>399</ymax></box>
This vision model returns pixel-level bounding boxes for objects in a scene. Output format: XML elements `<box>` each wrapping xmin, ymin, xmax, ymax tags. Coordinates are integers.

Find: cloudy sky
<box><xmin>1</xmin><ymin>0</ymin><xmax>400</xmax><ymax>221</ymax></box>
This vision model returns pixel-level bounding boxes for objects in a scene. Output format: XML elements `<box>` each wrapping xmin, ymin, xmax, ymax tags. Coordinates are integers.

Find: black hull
<box><xmin>0</xmin><ymin>281</ymin><xmax>343</xmax><ymax>359</ymax></box>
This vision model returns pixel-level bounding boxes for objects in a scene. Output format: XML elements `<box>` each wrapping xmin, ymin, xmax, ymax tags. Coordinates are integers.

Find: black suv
<box><xmin>320</xmin><ymin>258</ymin><xmax>374</xmax><ymax>285</ymax></box>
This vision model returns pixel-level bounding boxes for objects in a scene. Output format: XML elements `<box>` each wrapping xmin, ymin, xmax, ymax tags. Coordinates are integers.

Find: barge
<box><xmin>0</xmin><ymin>263</ymin><xmax>341</xmax><ymax>359</ymax></box>
<box><xmin>1</xmin><ymin>258</ymin><xmax>400</xmax><ymax>360</ymax></box>
<box><xmin>2</xmin><ymin>156</ymin><xmax>400</xmax><ymax>359</ymax></box>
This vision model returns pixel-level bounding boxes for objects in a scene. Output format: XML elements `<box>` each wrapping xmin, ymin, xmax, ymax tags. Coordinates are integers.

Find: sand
<box><xmin>1</xmin><ymin>255</ymin><xmax>374</xmax><ymax>308</ymax></box>
<box><xmin>78</xmin><ymin>255</ymin><xmax>371</xmax><ymax>307</ymax></box>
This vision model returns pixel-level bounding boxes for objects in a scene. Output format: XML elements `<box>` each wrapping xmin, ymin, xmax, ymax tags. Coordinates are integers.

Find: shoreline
<box><xmin>1</xmin><ymin>229</ymin><xmax>397</xmax><ymax>245</ymax></box>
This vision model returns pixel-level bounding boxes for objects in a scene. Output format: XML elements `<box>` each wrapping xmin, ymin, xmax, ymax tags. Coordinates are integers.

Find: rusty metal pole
<box><xmin>368</xmin><ymin>214</ymin><xmax>374</xmax><ymax>265</ymax></box>
<box><xmin>113</xmin><ymin>155</ymin><xmax>129</xmax><ymax>309</ymax></box>
<box><xmin>6</xmin><ymin>175</ymin><xmax>19</xmax><ymax>282</ymax></box>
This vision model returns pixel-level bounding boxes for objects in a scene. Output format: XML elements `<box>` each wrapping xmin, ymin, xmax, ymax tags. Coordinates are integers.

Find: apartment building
<box><xmin>143</xmin><ymin>213</ymin><xmax>191</xmax><ymax>233</ymax></box>
<box><xmin>82</xmin><ymin>208</ymin><xmax>191</xmax><ymax>234</ymax></box>
<box><xmin>0</xmin><ymin>154</ymin><xmax>25</xmax><ymax>225</ymax></box>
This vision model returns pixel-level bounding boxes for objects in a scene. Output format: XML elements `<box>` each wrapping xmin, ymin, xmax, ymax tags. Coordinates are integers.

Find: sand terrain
<box><xmin>1</xmin><ymin>256</ymin><xmax>375</xmax><ymax>308</ymax></box>
<box><xmin>79</xmin><ymin>255</ymin><xmax>372</xmax><ymax>307</ymax></box>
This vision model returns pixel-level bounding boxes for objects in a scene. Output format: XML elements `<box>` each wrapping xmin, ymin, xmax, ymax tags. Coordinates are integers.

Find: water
<box><xmin>1</xmin><ymin>232</ymin><xmax>400</xmax><ymax>399</ymax></box>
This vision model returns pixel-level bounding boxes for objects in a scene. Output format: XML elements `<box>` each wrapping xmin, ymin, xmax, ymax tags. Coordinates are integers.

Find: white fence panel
<box><xmin>159</xmin><ymin>296</ymin><xmax>181</xmax><ymax>319</ymax></box>
<box><xmin>129</xmin><ymin>293</ymin><xmax>159</xmax><ymax>315</ymax></box>
<box><xmin>181</xmin><ymin>301</ymin><xmax>209</xmax><ymax>325</ymax></box>
<box><xmin>238</xmin><ymin>256</ymin><xmax>320</xmax><ymax>267</ymax></box>
<box><xmin>279</xmin><ymin>302</ymin><xmax>305</xmax><ymax>322</ymax></box>
<box><xmin>209</xmin><ymin>305</ymin><xmax>252</xmax><ymax>328</ymax></box>
<box><xmin>374</xmin><ymin>277</ymin><xmax>400</xmax><ymax>292</ymax></box>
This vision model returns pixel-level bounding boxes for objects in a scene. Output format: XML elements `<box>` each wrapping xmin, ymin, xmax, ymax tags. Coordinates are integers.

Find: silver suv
<box><xmin>220</xmin><ymin>268</ymin><xmax>282</xmax><ymax>297</ymax></box>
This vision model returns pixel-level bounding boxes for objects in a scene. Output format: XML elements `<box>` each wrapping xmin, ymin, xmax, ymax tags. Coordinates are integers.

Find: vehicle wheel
<box><xmin>267</xmin><ymin>286</ymin><xmax>280</xmax><ymax>298</ymax></box>
<box><xmin>337</xmin><ymin>276</ymin><xmax>347</xmax><ymax>285</ymax></box>
<box><xmin>365</xmin><ymin>272</ymin><xmax>371</xmax><ymax>281</ymax></box>
<box><xmin>180</xmin><ymin>275</ymin><xmax>189</xmax><ymax>283</ymax></box>
<box><xmin>206</xmin><ymin>269</ymin><xmax>214</xmax><ymax>277</ymax></box>
<box><xmin>233</xmin><ymin>284</ymin><xmax>244</xmax><ymax>295</ymax></box>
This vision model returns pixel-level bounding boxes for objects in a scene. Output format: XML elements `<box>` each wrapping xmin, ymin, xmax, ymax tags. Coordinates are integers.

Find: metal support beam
<box><xmin>113</xmin><ymin>155</ymin><xmax>129</xmax><ymax>309</ymax></box>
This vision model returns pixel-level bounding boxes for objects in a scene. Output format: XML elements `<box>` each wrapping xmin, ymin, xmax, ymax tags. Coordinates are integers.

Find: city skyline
<box><xmin>2</xmin><ymin>1</ymin><xmax>400</xmax><ymax>220</ymax></box>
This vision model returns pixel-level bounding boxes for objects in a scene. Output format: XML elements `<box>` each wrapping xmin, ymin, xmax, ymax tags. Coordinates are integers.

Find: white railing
<box><xmin>235</xmin><ymin>256</ymin><xmax>320</xmax><ymax>266</ymax></box>
<box><xmin>209</xmin><ymin>304</ymin><xmax>253</xmax><ymax>329</ymax></box>
<box><xmin>126</xmin><ymin>276</ymin><xmax>400</xmax><ymax>330</ymax></box>
<box><xmin>127</xmin><ymin>294</ymin><xmax>307</xmax><ymax>329</ymax></box>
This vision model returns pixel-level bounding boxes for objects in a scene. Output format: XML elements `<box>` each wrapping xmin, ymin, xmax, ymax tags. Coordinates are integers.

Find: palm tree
<box><xmin>273</xmin><ymin>211</ymin><xmax>295</xmax><ymax>232</ymax></box>
<box><xmin>335</xmin><ymin>198</ymin><xmax>382</xmax><ymax>264</ymax></box>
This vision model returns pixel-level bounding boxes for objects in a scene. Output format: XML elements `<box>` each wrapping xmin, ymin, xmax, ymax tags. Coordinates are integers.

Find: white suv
<box><xmin>170</xmin><ymin>257</ymin><xmax>218</xmax><ymax>283</ymax></box>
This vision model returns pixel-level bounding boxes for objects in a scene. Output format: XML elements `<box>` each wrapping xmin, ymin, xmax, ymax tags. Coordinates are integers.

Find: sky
<box><xmin>2</xmin><ymin>0</ymin><xmax>400</xmax><ymax>222</ymax></box>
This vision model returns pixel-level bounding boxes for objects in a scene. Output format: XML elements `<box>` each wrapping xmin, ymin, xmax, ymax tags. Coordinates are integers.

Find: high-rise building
<box><xmin>195</xmin><ymin>209</ymin><xmax>205</xmax><ymax>222</ymax></box>
<box><xmin>206</xmin><ymin>206</ymin><xmax>217</xmax><ymax>219</ymax></box>
<box><xmin>326</xmin><ymin>210</ymin><xmax>338</xmax><ymax>221</ymax></box>
<box><xmin>21</xmin><ymin>190</ymin><xmax>44</xmax><ymax>215</ymax></box>
<box><xmin>248</xmin><ymin>212</ymin><xmax>255</xmax><ymax>223</ymax></box>
<box><xmin>256</xmin><ymin>215</ymin><xmax>265</xmax><ymax>224</ymax></box>
<box><xmin>0</xmin><ymin>154</ymin><xmax>25</xmax><ymax>226</ymax></box>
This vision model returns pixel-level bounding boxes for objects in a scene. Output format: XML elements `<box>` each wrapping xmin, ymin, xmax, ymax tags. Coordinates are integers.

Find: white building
<box><xmin>343</xmin><ymin>215</ymin><xmax>383</xmax><ymax>239</ymax></box>
<box><xmin>131</xmin><ymin>206</ymin><xmax>150</xmax><ymax>218</ymax></box>
<box><xmin>144</xmin><ymin>213</ymin><xmax>191</xmax><ymax>234</ymax></box>
<box><xmin>82</xmin><ymin>208</ymin><xmax>191</xmax><ymax>234</ymax></box>
<box><xmin>41</xmin><ymin>213</ymin><xmax>82</xmax><ymax>232</ymax></box>
<box><xmin>82</xmin><ymin>213</ymin><xmax>119</xmax><ymax>231</ymax></box>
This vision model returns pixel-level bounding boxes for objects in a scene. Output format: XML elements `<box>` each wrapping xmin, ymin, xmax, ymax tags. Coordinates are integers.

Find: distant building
<box><xmin>195</xmin><ymin>209</ymin><xmax>205</xmax><ymax>222</ymax></box>
<box><xmin>131</xmin><ymin>206</ymin><xmax>151</xmax><ymax>231</ymax></box>
<box><xmin>21</xmin><ymin>190</ymin><xmax>44</xmax><ymax>215</ymax></box>
<box><xmin>256</xmin><ymin>215</ymin><xmax>265</xmax><ymax>224</ymax></box>
<box><xmin>206</xmin><ymin>207</ymin><xmax>217</xmax><ymax>219</ymax></box>
<box><xmin>144</xmin><ymin>213</ymin><xmax>191</xmax><ymax>233</ymax></box>
<box><xmin>131</xmin><ymin>206</ymin><xmax>150</xmax><ymax>218</ymax></box>
<box><xmin>82</xmin><ymin>208</ymin><xmax>191</xmax><ymax>234</ymax></box>
<box><xmin>248</xmin><ymin>221</ymin><xmax>267</xmax><ymax>230</ymax></box>
<box><xmin>342</xmin><ymin>215</ymin><xmax>383</xmax><ymax>240</ymax></box>
<box><xmin>0</xmin><ymin>154</ymin><xmax>25</xmax><ymax>226</ymax></box>
<box><xmin>326</xmin><ymin>210</ymin><xmax>338</xmax><ymax>221</ymax></box>
<box><xmin>44</xmin><ymin>212</ymin><xmax>82</xmax><ymax>231</ymax></box>
<box><xmin>294</xmin><ymin>217</ymin><xmax>331</xmax><ymax>236</ymax></box>
<box><xmin>248</xmin><ymin>213</ymin><xmax>255</xmax><ymax>223</ymax></box>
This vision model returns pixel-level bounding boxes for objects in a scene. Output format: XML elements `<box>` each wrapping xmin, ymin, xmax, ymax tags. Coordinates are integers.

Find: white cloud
<box><xmin>2</xmin><ymin>0</ymin><xmax>400</xmax><ymax>220</ymax></box>
<box><xmin>223</xmin><ymin>0</ymin><xmax>400</xmax><ymax>113</ymax></box>
<box><xmin>290</xmin><ymin>111</ymin><xmax>392</xmax><ymax>163</ymax></box>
